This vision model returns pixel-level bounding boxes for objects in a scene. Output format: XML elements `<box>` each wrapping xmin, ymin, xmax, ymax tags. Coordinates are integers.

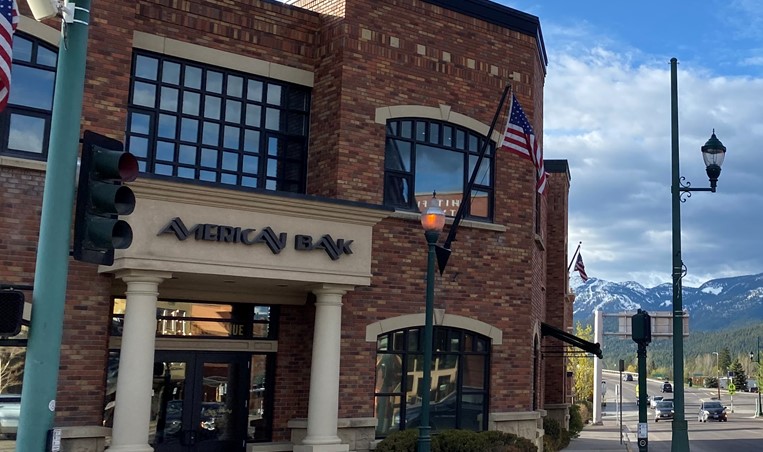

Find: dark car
<box><xmin>625</xmin><ymin>374</ymin><xmax>634</xmax><ymax>382</ymax></box>
<box><xmin>698</xmin><ymin>400</ymin><xmax>727</xmax><ymax>422</ymax></box>
<box><xmin>654</xmin><ymin>400</ymin><xmax>674</xmax><ymax>422</ymax></box>
<box><xmin>661</xmin><ymin>381</ymin><xmax>673</xmax><ymax>393</ymax></box>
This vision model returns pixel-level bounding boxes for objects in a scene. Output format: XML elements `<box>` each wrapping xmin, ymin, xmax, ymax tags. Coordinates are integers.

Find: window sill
<box><xmin>390</xmin><ymin>210</ymin><xmax>507</xmax><ymax>233</ymax></box>
<box><xmin>0</xmin><ymin>156</ymin><xmax>47</xmax><ymax>172</ymax></box>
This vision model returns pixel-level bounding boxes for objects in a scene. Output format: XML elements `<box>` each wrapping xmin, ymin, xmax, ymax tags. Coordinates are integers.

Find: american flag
<box><xmin>575</xmin><ymin>253</ymin><xmax>588</xmax><ymax>282</ymax></box>
<box><xmin>0</xmin><ymin>0</ymin><xmax>18</xmax><ymax>112</ymax></box>
<box><xmin>500</xmin><ymin>94</ymin><xmax>547</xmax><ymax>194</ymax></box>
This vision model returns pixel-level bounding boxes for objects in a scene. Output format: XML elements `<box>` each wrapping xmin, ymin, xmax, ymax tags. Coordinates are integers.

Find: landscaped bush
<box><xmin>542</xmin><ymin>417</ymin><xmax>570</xmax><ymax>451</ymax></box>
<box><xmin>568</xmin><ymin>403</ymin><xmax>584</xmax><ymax>437</ymax></box>
<box><xmin>375</xmin><ymin>429</ymin><xmax>537</xmax><ymax>452</ymax></box>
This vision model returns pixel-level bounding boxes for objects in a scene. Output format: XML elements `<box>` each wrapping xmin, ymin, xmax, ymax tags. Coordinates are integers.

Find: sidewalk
<box><xmin>563</xmin><ymin>412</ymin><xmax>631</xmax><ymax>452</ymax></box>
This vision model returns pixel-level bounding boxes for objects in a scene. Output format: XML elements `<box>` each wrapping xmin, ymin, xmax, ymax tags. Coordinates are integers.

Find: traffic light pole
<box><xmin>637</xmin><ymin>343</ymin><xmax>648</xmax><ymax>452</ymax></box>
<box><xmin>17</xmin><ymin>3</ymin><xmax>92</xmax><ymax>451</ymax></box>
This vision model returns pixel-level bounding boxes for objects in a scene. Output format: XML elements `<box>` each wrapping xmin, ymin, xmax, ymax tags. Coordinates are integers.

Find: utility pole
<box><xmin>16</xmin><ymin>3</ymin><xmax>92</xmax><ymax>451</ymax></box>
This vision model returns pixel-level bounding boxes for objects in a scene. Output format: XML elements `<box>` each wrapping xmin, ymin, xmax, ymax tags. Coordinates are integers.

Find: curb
<box><xmin>622</xmin><ymin>424</ymin><xmax>633</xmax><ymax>452</ymax></box>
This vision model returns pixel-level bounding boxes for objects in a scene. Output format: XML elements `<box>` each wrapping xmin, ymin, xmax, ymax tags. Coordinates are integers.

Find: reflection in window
<box><xmin>110</xmin><ymin>300</ymin><xmax>277</xmax><ymax>339</ymax></box>
<box><xmin>127</xmin><ymin>52</ymin><xmax>310</xmax><ymax>193</ymax></box>
<box><xmin>0</xmin><ymin>33</ymin><xmax>57</xmax><ymax>159</ymax></box>
<box><xmin>374</xmin><ymin>327</ymin><xmax>489</xmax><ymax>438</ymax></box>
<box><xmin>384</xmin><ymin>119</ymin><xmax>494</xmax><ymax>220</ymax></box>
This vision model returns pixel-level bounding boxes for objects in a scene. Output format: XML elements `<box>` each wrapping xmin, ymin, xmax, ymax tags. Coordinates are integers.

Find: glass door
<box><xmin>152</xmin><ymin>351</ymin><xmax>248</xmax><ymax>452</ymax></box>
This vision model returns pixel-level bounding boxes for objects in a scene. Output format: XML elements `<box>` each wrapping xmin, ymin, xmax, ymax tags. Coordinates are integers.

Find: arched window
<box><xmin>374</xmin><ymin>326</ymin><xmax>490</xmax><ymax>438</ymax></box>
<box><xmin>384</xmin><ymin>119</ymin><xmax>494</xmax><ymax>220</ymax></box>
<box><xmin>0</xmin><ymin>32</ymin><xmax>58</xmax><ymax>159</ymax></box>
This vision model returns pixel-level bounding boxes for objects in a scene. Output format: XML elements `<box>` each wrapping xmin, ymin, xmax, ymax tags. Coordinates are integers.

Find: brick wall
<box><xmin>8</xmin><ymin>0</ymin><xmax>559</xmax><ymax>435</ymax></box>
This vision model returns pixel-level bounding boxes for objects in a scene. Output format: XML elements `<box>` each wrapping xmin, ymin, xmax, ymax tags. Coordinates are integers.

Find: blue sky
<box><xmin>496</xmin><ymin>1</ymin><xmax>763</xmax><ymax>287</ymax></box>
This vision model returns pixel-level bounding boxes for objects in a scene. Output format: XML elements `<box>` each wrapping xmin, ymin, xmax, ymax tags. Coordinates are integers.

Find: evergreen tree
<box><xmin>719</xmin><ymin>348</ymin><xmax>732</xmax><ymax>373</ymax></box>
<box><xmin>729</xmin><ymin>360</ymin><xmax>747</xmax><ymax>390</ymax></box>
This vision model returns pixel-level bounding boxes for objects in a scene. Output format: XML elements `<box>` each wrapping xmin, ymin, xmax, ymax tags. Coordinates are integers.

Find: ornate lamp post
<box><xmin>418</xmin><ymin>193</ymin><xmax>445</xmax><ymax>452</ymax></box>
<box><xmin>670</xmin><ymin>57</ymin><xmax>727</xmax><ymax>451</ymax></box>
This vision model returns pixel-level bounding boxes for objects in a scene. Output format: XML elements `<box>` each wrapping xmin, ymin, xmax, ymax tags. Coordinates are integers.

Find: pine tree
<box><xmin>729</xmin><ymin>360</ymin><xmax>747</xmax><ymax>390</ymax></box>
<box><xmin>719</xmin><ymin>348</ymin><xmax>732</xmax><ymax>373</ymax></box>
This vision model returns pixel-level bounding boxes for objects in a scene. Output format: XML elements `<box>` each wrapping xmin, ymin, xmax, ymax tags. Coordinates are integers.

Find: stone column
<box><xmin>294</xmin><ymin>285</ymin><xmax>351</xmax><ymax>452</ymax></box>
<box><xmin>108</xmin><ymin>270</ymin><xmax>171</xmax><ymax>452</ymax></box>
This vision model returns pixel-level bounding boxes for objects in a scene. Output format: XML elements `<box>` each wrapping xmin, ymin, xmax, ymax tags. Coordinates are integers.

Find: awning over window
<box><xmin>541</xmin><ymin>322</ymin><xmax>602</xmax><ymax>359</ymax></box>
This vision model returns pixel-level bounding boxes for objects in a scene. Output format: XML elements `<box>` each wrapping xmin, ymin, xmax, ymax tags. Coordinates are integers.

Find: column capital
<box><xmin>310</xmin><ymin>284</ymin><xmax>354</xmax><ymax>298</ymax></box>
<box><xmin>114</xmin><ymin>269</ymin><xmax>173</xmax><ymax>285</ymax></box>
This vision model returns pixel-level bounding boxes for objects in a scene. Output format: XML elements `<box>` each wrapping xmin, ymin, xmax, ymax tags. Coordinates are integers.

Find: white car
<box><xmin>0</xmin><ymin>394</ymin><xmax>20</xmax><ymax>439</ymax></box>
<box><xmin>650</xmin><ymin>396</ymin><xmax>663</xmax><ymax>409</ymax></box>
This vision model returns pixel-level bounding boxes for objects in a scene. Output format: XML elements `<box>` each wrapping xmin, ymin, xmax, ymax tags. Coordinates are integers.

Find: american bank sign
<box><xmin>158</xmin><ymin>217</ymin><xmax>354</xmax><ymax>261</ymax></box>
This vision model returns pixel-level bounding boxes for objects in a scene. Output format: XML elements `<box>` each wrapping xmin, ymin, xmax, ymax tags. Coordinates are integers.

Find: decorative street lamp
<box><xmin>418</xmin><ymin>192</ymin><xmax>445</xmax><ymax>452</ymax></box>
<box><xmin>670</xmin><ymin>57</ymin><xmax>727</xmax><ymax>451</ymax></box>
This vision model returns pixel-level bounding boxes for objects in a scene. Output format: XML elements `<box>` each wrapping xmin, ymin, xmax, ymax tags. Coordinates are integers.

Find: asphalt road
<box><xmin>604</xmin><ymin>371</ymin><xmax>763</xmax><ymax>451</ymax></box>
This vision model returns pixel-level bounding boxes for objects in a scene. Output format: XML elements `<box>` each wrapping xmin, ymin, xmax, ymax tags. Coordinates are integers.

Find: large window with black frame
<box><xmin>126</xmin><ymin>51</ymin><xmax>310</xmax><ymax>193</ymax></box>
<box><xmin>0</xmin><ymin>32</ymin><xmax>57</xmax><ymax>159</ymax></box>
<box><xmin>384</xmin><ymin>119</ymin><xmax>494</xmax><ymax>221</ymax></box>
<box><xmin>374</xmin><ymin>327</ymin><xmax>490</xmax><ymax>438</ymax></box>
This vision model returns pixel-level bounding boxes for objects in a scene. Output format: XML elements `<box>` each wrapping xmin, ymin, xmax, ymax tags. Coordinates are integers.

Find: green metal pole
<box><xmin>16</xmin><ymin>4</ymin><xmax>92</xmax><ymax>451</ymax></box>
<box><xmin>637</xmin><ymin>343</ymin><xmax>648</xmax><ymax>452</ymax></box>
<box><xmin>670</xmin><ymin>57</ymin><xmax>690</xmax><ymax>451</ymax></box>
<box><xmin>758</xmin><ymin>337</ymin><xmax>761</xmax><ymax>417</ymax></box>
<box><xmin>417</xmin><ymin>230</ymin><xmax>439</xmax><ymax>452</ymax></box>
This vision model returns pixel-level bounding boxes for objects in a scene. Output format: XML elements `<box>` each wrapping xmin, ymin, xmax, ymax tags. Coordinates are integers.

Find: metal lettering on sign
<box><xmin>638</xmin><ymin>422</ymin><xmax>648</xmax><ymax>438</ymax></box>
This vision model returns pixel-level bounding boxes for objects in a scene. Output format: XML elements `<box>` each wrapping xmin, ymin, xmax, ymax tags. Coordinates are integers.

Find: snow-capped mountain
<box><xmin>571</xmin><ymin>273</ymin><xmax>763</xmax><ymax>331</ymax></box>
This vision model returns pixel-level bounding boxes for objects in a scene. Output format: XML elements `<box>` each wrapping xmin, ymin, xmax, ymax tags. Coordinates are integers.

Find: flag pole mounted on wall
<box><xmin>435</xmin><ymin>84</ymin><xmax>511</xmax><ymax>274</ymax></box>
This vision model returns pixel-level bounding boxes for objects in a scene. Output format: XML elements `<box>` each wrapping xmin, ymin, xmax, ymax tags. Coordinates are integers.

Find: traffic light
<box><xmin>0</xmin><ymin>290</ymin><xmax>24</xmax><ymax>337</ymax></box>
<box><xmin>73</xmin><ymin>131</ymin><xmax>139</xmax><ymax>265</ymax></box>
<box><xmin>631</xmin><ymin>309</ymin><xmax>652</xmax><ymax>345</ymax></box>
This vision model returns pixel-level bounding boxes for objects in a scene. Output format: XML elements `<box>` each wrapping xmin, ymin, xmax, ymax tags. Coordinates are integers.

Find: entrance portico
<box><xmin>104</xmin><ymin>179</ymin><xmax>388</xmax><ymax>450</ymax></box>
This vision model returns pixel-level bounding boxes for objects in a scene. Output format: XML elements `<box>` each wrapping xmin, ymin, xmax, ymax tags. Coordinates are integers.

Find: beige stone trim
<box><xmin>0</xmin><ymin>156</ymin><xmax>47</xmax><ymax>172</ymax></box>
<box><xmin>133</xmin><ymin>31</ymin><xmax>314</xmax><ymax>87</ymax></box>
<box><xmin>365</xmin><ymin>312</ymin><xmax>502</xmax><ymax>344</ymax></box>
<box><xmin>390</xmin><ymin>210</ymin><xmax>506</xmax><ymax>232</ymax></box>
<box><xmin>18</xmin><ymin>16</ymin><xmax>60</xmax><ymax>46</ymax></box>
<box><xmin>109</xmin><ymin>337</ymin><xmax>278</xmax><ymax>353</ymax></box>
<box><xmin>374</xmin><ymin>105</ymin><xmax>503</xmax><ymax>143</ymax></box>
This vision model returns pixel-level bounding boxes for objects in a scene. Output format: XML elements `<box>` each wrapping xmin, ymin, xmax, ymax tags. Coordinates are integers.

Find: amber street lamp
<box><xmin>417</xmin><ymin>193</ymin><xmax>445</xmax><ymax>452</ymax></box>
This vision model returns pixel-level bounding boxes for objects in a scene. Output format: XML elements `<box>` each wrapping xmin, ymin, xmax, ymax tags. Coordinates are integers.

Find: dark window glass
<box><xmin>373</xmin><ymin>327</ymin><xmax>490</xmax><ymax>438</ymax></box>
<box><xmin>384</xmin><ymin>119</ymin><xmax>494</xmax><ymax>220</ymax></box>
<box><xmin>127</xmin><ymin>51</ymin><xmax>309</xmax><ymax>193</ymax></box>
<box><xmin>1</xmin><ymin>33</ymin><xmax>57</xmax><ymax>160</ymax></box>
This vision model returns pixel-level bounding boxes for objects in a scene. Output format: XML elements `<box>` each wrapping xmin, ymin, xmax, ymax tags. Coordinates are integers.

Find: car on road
<box><xmin>624</xmin><ymin>373</ymin><xmax>634</xmax><ymax>381</ymax></box>
<box><xmin>650</xmin><ymin>396</ymin><xmax>664</xmax><ymax>409</ymax></box>
<box><xmin>0</xmin><ymin>394</ymin><xmax>21</xmax><ymax>439</ymax></box>
<box><xmin>654</xmin><ymin>400</ymin><xmax>674</xmax><ymax>422</ymax></box>
<box><xmin>661</xmin><ymin>381</ymin><xmax>673</xmax><ymax>393</ymax></box>
<box><xmin>698</xmin><ymin>400</ymin><xmax>727</xmax><ymax>422</ymax></box>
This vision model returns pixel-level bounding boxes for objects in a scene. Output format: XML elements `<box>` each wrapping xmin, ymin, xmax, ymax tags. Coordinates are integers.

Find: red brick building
<box><xmin>0</xmin><ymin>1</ymin><xmax>587</xmax><ymax>451</ymax></box>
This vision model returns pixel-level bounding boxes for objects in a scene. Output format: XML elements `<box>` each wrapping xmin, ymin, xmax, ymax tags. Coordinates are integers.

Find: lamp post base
<box><xmin>671</xmin><ymin>419</ymin><xmax>689</xmax><ymax>452</ymax></box>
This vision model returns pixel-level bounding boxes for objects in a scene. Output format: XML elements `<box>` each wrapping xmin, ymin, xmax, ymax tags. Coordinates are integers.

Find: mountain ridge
<box><xmin>571</xmin><ymin>272</ymin><xmax>763</xmax><ymax>331</ymax></box>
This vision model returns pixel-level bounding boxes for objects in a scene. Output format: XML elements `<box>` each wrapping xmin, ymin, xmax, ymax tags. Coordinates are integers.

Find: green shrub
<box><xmin>375</xmin><ymin>429</ymin><xmax>537</xmax><ymax>452</ymax></box>
<box><xmin>543</xmin><ymin>418</ymin><xmax>562</xmax><ymax>451</ymax></box>
<box><xmin>375</xmin><ymin>428</ymin><xmax>419</xmax><ymax>452</ymax></box>
<box><xmin>568</xmin><ymin>404</ymin><xmax>584</xmax><ymax>437</ymax></box>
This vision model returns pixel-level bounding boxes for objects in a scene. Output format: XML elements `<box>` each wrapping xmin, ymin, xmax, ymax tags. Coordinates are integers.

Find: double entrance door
<box><xmin>152</xmin><ymin>351</ymin><xmax>249</xmax><ymax>452</ymax></box>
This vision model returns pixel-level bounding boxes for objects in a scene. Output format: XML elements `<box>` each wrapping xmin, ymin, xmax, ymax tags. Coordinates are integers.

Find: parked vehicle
<box><xmin>654</xmin><ymin>400</ymin><xmax>674</xmax><ymax>422</ymax></box>
<box><xmin>0</xmin><ymin>394</ymin><xmax>21</xmax><ymax>439</ymax></box>
<box><xmin>698</xmin><ymin>400</ymin><xmax>727</xmax><ymax>422</ymax></box>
